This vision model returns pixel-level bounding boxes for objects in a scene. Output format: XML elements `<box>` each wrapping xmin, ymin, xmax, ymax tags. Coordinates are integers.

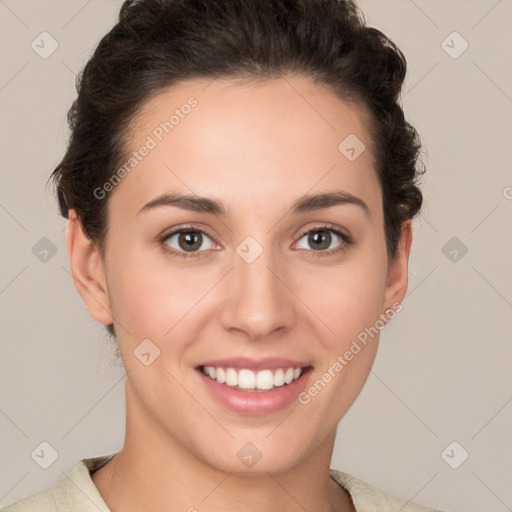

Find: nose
<box><xmin>219</xmin><ymin>245</ymin><xmax>297</xmax><ymax>341</ymax></box>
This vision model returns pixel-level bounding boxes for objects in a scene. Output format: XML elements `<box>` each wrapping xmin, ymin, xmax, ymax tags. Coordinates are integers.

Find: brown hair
<box><xmin>50</xmin><ymin>0</ymin><xmax>424</xmax><ymax>338</ymax></box>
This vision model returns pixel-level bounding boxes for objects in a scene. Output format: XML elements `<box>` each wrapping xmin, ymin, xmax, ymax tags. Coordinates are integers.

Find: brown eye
<box><xmin>307</xmin><ymin>230</ymin><xmax>332</xmax><ymax>251</ymax></box>
<box><xmin>178</xmin><ymin>231</ymin><xmax>203</xmax><ymax>251</ymax></box>
<box><xmin>163</xmin><ymin>229</ymin><xmax>215</xmax><ymax>254</ymax></box>
<box><xmin>294</xmin><ymin>225</ymin><xmax>352</xmax><ymax>257</ymax></box>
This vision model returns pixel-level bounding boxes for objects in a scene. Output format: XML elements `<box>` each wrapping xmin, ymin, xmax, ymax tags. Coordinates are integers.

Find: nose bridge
<box><xmin>219</xmin><ymin>237</ymin><xmax>296</xmax><ymax>339</ymax></box>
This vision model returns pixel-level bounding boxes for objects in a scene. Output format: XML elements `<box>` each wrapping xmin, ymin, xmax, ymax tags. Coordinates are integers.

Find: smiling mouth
<box><xmin>198</xmin><ymin>365</ymin><xmax>312</xmax><ymax>392</ymax></box>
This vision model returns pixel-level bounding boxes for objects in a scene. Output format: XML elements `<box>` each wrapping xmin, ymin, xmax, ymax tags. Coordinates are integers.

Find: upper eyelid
<box><xmin>161</xmin><ymin>226</ymin><xmax>213</xmax><ymax>242</ymax></box>
<box><xmin>296</xmin><ymin>223</ymin><xmax>349</xmax><ymax>239</ymax></box>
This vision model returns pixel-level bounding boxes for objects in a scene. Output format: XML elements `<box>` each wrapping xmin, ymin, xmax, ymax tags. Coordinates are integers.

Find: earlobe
<box><xmin>383</xmin><ymin>219</ymin><xmax>413</xmax><ymax>312</ymax></box>
<box><xmin>66</xmin><ymin>209</ymin><xmax>114</xmax><ymax>326</ymax></box>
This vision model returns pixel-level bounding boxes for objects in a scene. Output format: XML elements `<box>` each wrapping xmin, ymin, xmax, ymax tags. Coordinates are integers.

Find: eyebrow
<box><xmin>136</xmin><ymin>189</ymin><xmax>370</xmax><ymax>218</ymax></box>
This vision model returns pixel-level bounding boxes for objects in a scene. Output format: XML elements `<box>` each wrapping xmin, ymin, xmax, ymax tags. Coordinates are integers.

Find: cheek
<box><xmin>108</xmin><ymin>259</ymin><xmax>204</xmax><ymax>341</ymax></box>
<box><xmin>303</xmin><ymin>255</ymin><xmax>388</xmax><ymax>348</ymax></box>
<box><xmin>297</xmin><ymin>256</ymin><xmax>388</xmax><ymax>415</ymax></box>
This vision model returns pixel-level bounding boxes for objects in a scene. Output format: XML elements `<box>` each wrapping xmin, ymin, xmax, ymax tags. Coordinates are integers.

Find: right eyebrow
<box><xmin>136</xmin><ymin>192</ymin><xmax>226</xmax><ymax>217</ymax></box>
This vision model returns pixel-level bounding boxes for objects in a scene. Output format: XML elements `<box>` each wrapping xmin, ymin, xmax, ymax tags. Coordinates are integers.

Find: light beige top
<box><xmin>2</xmin><ymin>452</ymin><xmax>446</xmax><ymax>511</ymax></box>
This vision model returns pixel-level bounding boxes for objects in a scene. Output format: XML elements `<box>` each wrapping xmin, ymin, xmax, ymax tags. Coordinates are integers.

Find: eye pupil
<box><xmin>179</xmin><ymin>231</ymin><xmax>202</xmax><ymax>251</ymax></box>
<box><xmin>309</xmin><ymin>230</ymin><xmax>331</xmax><ymax>250</ymax></box>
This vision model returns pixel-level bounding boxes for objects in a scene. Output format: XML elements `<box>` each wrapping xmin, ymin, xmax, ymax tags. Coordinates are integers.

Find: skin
<box><xmin>67</xmin><ymin>75</ymin><xmax>412</xmax><ymax>512</ymax></box>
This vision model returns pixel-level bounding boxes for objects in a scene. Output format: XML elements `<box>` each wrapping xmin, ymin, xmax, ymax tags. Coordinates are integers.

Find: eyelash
<box><xmin>159</xmin><ymin>223</ymin><xmax>352</xmax><ymax>260</ymax></box>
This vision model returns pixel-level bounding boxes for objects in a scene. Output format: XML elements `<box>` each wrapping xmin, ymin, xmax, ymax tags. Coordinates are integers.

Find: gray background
<box><xmin>1</xmin><ymin>1</ymin><xmax>511</xmax><ymax>511</ymax></box>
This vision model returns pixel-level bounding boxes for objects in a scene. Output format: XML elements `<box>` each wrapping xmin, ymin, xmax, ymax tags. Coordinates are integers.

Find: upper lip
<box><xmin>196</xmin><ymin>357</ymin><xmax>311</xmax><ymax>372</ymax></box>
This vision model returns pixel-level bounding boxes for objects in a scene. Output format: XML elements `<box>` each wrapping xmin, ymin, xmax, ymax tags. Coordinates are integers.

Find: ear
<box><xmin>66</xmin><ymin>209</ymin><xmax>113</xmax><ymax>326</ymax></box>
<box><xmin>383</xmin><ymin>219</ymin><xmax>413</xmax><ymax>311</ymax></box>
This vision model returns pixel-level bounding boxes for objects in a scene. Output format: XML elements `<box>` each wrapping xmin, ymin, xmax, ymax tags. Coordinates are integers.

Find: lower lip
<box><xmin>197</xmin><ymin>368</ymin><xmax>312</xmax><ymax>415</ymax></box>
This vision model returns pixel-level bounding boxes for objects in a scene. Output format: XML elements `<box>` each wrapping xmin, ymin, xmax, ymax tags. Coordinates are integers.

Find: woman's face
<box><xmin>71</xmin><ymin>75</ymin><xmax>411</xmax><ymax>474</ymax></box>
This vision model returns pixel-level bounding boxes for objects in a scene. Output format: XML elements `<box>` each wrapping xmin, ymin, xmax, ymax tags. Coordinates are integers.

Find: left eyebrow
<box><xmin>136</xmin><ymin>189</ymin><xmax>370</xmax><ymax>218</ymax></box>
<box><xmin>290</xmin><ymin>190</ymin><xmax>370</xmax><ymax>217</ymax></box>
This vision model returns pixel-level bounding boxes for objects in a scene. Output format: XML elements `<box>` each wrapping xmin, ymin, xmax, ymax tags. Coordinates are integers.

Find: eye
<box><xmin>161</xmin><ymin>227</ymin><xmax>217</xmax><ymax>259</ymax></box>
<box><xmin>159</xmin><ymin>223</ymin><xmax>352</xmax><ymax>260</ymax></box>
<box><xmin>294</xmin><ymin>224</ymin><xmax>351</xmax><ymax>256</ymax></box>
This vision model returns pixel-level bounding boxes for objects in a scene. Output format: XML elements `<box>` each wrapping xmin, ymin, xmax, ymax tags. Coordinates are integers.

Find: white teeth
<box><xmin>238</xmin><ymin>369</ymin><xmax>255</xmax><ymax>389</ymax></box>
<box><xmin>216</xmin><ymin>367</ymin><xmax>226</xmax><ymax>384</ymax></box>
<box><xmin>225</xmin><ymin>368</ymin><xmax>238</xmax><ymax>387</ymax></box>
<box><xmin>273</xmin><ymin>368</ymin><xmax>285</xmax><ymax>387</ymax></box>
<box><xmin>255</xmin><ymin>370</ymin><xmax>274</xmax><ymax>390</ymax></box>
<box><xmin>201</xmin><ymin>365</ymin><xmax>305</xmax><ymax>390</ymax></box>
<box><xmin>284</xmin><ymin>368</ymin><xmax>294</xmax><ymax>384</ymax></box>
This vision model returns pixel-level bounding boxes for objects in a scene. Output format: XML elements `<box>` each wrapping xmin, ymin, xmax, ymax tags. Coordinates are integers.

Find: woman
<box><xmin>3</xmin><ymin>0</ymin><xmax>446</xmax><ymax>510</ymax></box>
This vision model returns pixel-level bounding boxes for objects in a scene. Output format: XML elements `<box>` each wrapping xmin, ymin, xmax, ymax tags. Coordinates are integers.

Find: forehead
<box><xmin>110</xmin><ymin>75</ymin><xmax>381</xmax><ymax>219</ymax></box>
